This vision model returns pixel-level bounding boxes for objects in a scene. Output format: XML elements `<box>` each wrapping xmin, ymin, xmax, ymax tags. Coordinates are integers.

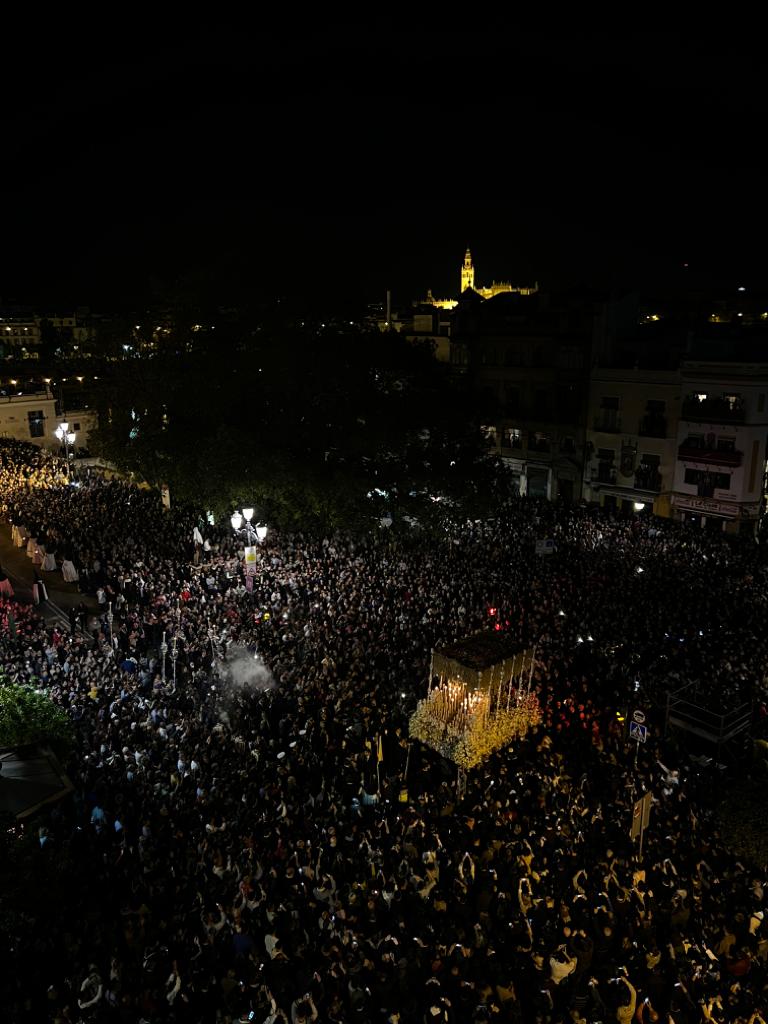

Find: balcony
<box><xmin>633</xmin><ymin>468</ymin><xmax>662</xmax><ymax>492</ymax></box>
<box><xmin>677</xmin><ymin>443</ymin><xmax>743</xmax><ymax>468</ymax></box>
<box><xmin>594</xmin><ymin>464</ymin><xmax>616</xmax><ymax>484</ymax></box>
<box><xmin>593</xmin><ymin>415</ymin><xmax>622</xmax><ymax>433</ymax></box>
<box><xmin>528</xmin><ymin>437</ymin><xmax>551</xmax><ymax>454</ymax></box>
<box><xmin>681</xmin><ymin>397</ymin><xmax>745</xmax><ymax>423</ymax></box>
<box><xmin>638</xmin><ymin>415</ymin><xmax>667</xmax><ymax>439</ymax></box>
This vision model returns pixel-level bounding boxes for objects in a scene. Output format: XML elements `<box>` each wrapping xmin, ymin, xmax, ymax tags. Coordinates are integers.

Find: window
<box><xmin>504</xmin><ymin>386</ymin><xmax>520</xmax><ymax>414</ymax></box>
<box><xmin>535</xmin><ymin>389</ymin><xmax>548</xmax><ymax>414</ymax></box>
<box><xmin>685</xmin><ymin>433</ymin><xmax>705</xmax><ymax>448</ymax></box>
<box><xmin>557</xmin><ymin>346</ymin><xmax>582</xmax><ymax>369</ymax></box>
<box><xmin>561</xmin><ymin>436</ymin><xmax>576</xmax><ymax>453</ymax></box>
<box><xmin>557</xmin><ymin>384</ymin><xmax>580</xmax><ymax>420</ymax></box>
<box><xmin>716</xmin><ymin>437</ymin><xmax>736</xmax><ymax>452</ymax></box>
<box><xmin>684</xmin><ymin>468</ymin><xmax>730</xmax><ymax>490</ymax></box>
<box><xmin>596</xmin><ymin>397</ymin><xmax>620</xmax><ymax>430</ymax></box>
<box><xmin>723</xmin><ymin>393</ymin><xmax>742</xmax><ymax>410</ymax></box>
<box><xmin>597</xmin><ymin>448</ymin><xmax>615</xmax><ymax>463</ymax></box>
<box><xmin>27</xmin><ymin>410</ymin><xmax>44</xmax><ymax>438</ymax></box>
<box><xmin>640</xmin><ymin>453</ymin><xmax>660</xmax><ymax>469</ymax></box>
<box><xmin>646</xmin><ymin>399</ymin><xmax>666</xmax><ymax>414</ymax></box>
<box><xmin>73</xmin><ymin>422</ymin><xmax>81</xmax><ymax>431</ymax></box>
<box><xmin>529</xmin><ymin>432</ymin><xmax>550</xmax><ymax>453</ymax></box>
<box><xmin>507</xmin><ymin>428</ymin><xmax>522</xmax><ymax>449</ymax></box>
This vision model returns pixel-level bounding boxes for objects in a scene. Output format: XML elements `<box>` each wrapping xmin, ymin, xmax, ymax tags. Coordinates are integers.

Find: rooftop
<box><xmin>435</xmin><ymin>631</ymin><xmax>526</xmax><ymax>671</ymax></box>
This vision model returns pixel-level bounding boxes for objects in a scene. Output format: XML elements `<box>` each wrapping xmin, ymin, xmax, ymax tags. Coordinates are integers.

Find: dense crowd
<box><xmin>1</xmin><ymin>437</ymin><xmax>768</xmax><ymax>1023</ymax></box>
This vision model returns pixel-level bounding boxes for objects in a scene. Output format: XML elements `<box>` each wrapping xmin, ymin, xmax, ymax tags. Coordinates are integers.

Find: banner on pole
<box><xmin>631</xmin><ymin>796</ymin><xmax>643</xmax><ymax>839</ymax></box>
<box><xmin>245</xmin><ymin>575</ymin><xmax>254</xmax><ymax>593</ymax></box>
<box><xmin>631</xmin><ymin>792</ymin><xmax>652</xmax><ymax>839</ymax></box>
<box><xmin>244</xmin><ymin>546</ymin><xmax>259</xmax><ymax>576</ymax></box>
<box><xmin>641</xmin><ymin>791</ymin><xmax>652</xmax><ymax>829</ymax></box>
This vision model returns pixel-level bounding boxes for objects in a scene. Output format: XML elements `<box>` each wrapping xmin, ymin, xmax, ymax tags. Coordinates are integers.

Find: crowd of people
<box><xmin>1</xmin><ymin>437</ymin><xmax>768</xmax><ymax>1023</ymax></box>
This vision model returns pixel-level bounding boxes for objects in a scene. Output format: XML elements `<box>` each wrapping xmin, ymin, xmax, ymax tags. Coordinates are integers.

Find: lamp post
<box><xmin>231</xmin><ymin>509</ymin><xmax>267</xmax><ymax>587</ymax></box>
<box><xmin>54</xmin><ymin>422</ymin><xmax>77</xmax><ymax>480</ymax></box>
<box><xmin>107</xmin><ymin>601</ymin><xmax>115</xmax><ymax>659</ymax></box>
<box><xmin>171</xmin><ymin>632</ymin><xmax>179</xmax><ymax>688</ymax></box>
<box><xmin>230</xmin><ymin>507</ymin><xmax>268</xmax><ymax>546</ymax></box>
<box><xmin>160</xmin><ymin>630</ymin><xmax>168</xmax><ymax>683</ymax></box>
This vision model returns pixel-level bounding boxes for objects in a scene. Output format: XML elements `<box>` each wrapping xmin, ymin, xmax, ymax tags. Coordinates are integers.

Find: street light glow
<box><xmin>231</xmin><ymin>511</ymin><xmax>243</xmax><ymax>531</ymax></box>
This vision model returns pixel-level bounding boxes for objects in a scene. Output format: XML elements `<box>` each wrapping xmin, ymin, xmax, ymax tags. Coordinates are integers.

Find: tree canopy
<box><xmin>90</xmin><ymin>319</ymin><xmax>511</xmax><ymax>533</ymax></box>
<box><xmin>0</xmin><ymin>682</ymin><xmax>73</xmax><ymax>754</ymax></box>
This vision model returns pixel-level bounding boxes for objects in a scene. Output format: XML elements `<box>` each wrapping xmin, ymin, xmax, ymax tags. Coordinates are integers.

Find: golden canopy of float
<box><xmin>409</xmin><ymin>632</ymin><xmax>541</xmax><ymax>770</ymax></box>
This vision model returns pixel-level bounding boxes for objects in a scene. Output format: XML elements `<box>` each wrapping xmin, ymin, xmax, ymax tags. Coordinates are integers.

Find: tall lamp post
<box><xmin>160</xmin><ymin>630</ymin><xmax>168</xmax><ymax>683</ymax></box>
<box><xmin>107</xmin><ymin>601</ymin><xmax>115</xmax><ymax>659</ymax></box>
<box><xmin>230</xmin><ymin>507</ymin><xmax>267</xmax><ymax>546</ymax></box>
<box><xmin>170</xmin><ymin>631</ymin><xmax>180</xmax><ymax>688</ymax></box>
<box><xmin>231</xmin><ymin>509</ymin><xmax>267</xmax><ymax>585</ymax></box>
<box><xmin>54</xmin><ymin>422</ymin><xmax>77</xmax><ymax>480</ymax></box>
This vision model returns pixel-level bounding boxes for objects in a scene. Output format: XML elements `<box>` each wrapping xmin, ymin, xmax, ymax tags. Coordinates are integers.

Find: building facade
<box><xmin>0</xmin><ymin>382</ymin><xmax>96</xmax><ymax>452</ymax></box>
<box><xmin>451</xmin><ymin>289</ymin><xmax>594</xmax><ymax>501</ymax></box>
<box><xmin>671</xmin><ymin>361</ymin><xmax>768</xmax><ymax>533</ymax></box>
<box><xmin>584</xmin><ymin>366</ymin><xmax>681</xmax><ymax>517</ymax></box>
<box><xmin>0</xmin><ymin>309</ymin><xmax>97</xmax><ymax>358</ymax></box>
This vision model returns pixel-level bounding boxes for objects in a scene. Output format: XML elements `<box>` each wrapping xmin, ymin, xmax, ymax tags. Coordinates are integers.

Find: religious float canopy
<box><xmin>409</xmin><ymin>632</ymin><xmax>541</xmax><ymax>770</ymax></box>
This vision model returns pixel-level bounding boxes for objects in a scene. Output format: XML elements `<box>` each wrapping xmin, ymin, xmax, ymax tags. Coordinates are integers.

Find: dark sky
<box><xmin>2</xmin><ymin>25</ymin><xmax>765</xmax><ymax>310</ymax></box>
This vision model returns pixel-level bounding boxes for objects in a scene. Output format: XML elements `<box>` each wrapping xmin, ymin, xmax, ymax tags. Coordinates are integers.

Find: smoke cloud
<box><xmin>216</xmin><ymin>643</ymin><xmax>275</xmax><ymax>695</ymax></box>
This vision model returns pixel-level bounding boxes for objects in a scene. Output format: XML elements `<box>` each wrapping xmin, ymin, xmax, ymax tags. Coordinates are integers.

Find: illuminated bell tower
<box><xmin>461</xmin><ymin>247</ymin><xmax>475</xmax><ymax>293</ymax></box>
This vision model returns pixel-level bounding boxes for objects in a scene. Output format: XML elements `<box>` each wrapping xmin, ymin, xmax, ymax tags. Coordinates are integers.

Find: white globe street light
<box><xmin>231</xmin><ymin>509</ymin><xmax>268</xmax><ymax>548</ymax></box>
<box><xmin>54</xmin><ymin>422</ymin><xmax>77</xmax><ymax>480</ymax></box>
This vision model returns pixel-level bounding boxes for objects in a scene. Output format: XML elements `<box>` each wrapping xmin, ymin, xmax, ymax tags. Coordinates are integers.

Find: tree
<box><xmin>90</xmin><ymin>315</ymin><xmax>513</xmax><ymax>533</ymax></box>
<box><xmin>0</xmin><ymin>682</ymin><xmax>73</xmax><ymax>754</ymax></box>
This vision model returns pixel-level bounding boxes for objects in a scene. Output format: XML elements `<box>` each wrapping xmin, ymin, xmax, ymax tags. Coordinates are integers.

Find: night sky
<box><xmin>2</xmin><ymin>26</ymin><xmax>765</xmax><ymax>310</ymax></box>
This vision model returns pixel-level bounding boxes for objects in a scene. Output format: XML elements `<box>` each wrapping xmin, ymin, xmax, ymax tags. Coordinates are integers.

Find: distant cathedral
<box><xmin>424</xmin><ymin>248</ymin><xmax>537</xmax><ymax>309</ymax></box>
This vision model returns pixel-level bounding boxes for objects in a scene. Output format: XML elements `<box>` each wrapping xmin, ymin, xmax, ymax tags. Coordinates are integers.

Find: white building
<box><xmin>0</xmin><ymin>385</ymin><xmax>57</xmax><ymax>443</ymax></box>
<box><xmin>584</xmin><ymin>365</ymin><xmax>681</xmax><ymax>517</ymax></box>
<box><xmin>0</xmin><ymin>383</ymin><xmax>97</xmax><ymax>452</ymax></box>
<box><xmin>671</xmin><ymin>361</ymin><xmax>768</xmax><ymax>534</ymax></box>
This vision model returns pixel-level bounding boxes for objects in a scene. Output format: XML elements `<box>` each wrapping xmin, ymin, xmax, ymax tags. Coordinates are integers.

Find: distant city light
<box><xmin>636</xmin><ymin>566</ymin><xmax>644</xmax><ymax>574</ymax></box>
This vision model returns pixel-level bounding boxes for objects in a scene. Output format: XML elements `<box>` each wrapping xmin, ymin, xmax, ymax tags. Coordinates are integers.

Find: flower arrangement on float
<box><xmin>409</xmin><ymin>684</ymin><xmax>541</xmax><ymax>770</ymax></box>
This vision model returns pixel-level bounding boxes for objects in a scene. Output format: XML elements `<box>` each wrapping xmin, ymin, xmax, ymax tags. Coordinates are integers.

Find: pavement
<box><xmin>0</xmin><ymin>521</ymin><xmax>99</xmax><ymax>631</ymax></box>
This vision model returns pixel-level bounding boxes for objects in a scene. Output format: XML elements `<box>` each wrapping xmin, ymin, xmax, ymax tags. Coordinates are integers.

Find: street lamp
<box><xmin>160</xmin><ymin>630</ymin><xmax>168</xmax><ymax>683</ymax></box>
<box><xmin>54</xmin><ymin>421</ymin><xmax>77</xmax><ymax>480</ymax></box>
<box><xmin>230</xmin><ymin>507</ymin><xmax>267</xmax><ymax>547</ymax></box>
<box><xmin>107</xmin><ymin>601</ymin><xmax>115</xmax><ymax>659</ymax></box>
<box><xmin>171</xmin><ymin>632</ymin><xmax>179</xmax><ymax>688</ymax></box>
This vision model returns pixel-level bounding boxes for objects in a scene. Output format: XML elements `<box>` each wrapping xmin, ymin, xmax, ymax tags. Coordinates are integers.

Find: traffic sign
<box><xmin>633</xmin><ymin>709</ymin><xmax>646</xmax><ymax>725</ymax></box>
<box><xmin>629</xmin><ymin>721</ymin><xmax>648</xmax><ymax>743</ymax></box>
